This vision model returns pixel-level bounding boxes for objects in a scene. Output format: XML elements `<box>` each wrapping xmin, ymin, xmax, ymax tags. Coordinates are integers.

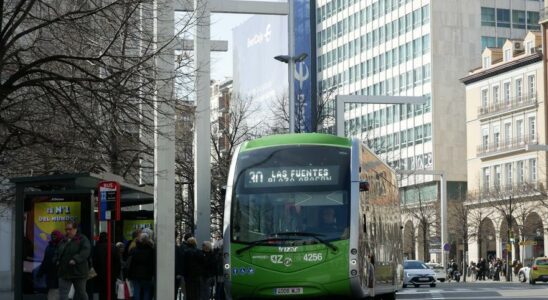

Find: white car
<box><xmin>426</xmin><ymin>263</ymin><xmax>446</xmax><ymax>282</ymax></box>
<box><xmin>403</xmin><ymin>260</ymin><xmax>437</xmax><ymax>288</ymax></box>
<box><xmin>518</xmin><ymin>266</ymin><xmax>531</xmax><ymax>283</ymax></box>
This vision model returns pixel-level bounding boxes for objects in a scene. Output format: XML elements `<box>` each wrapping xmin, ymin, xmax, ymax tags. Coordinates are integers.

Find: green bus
<box><xmin>223</xmin><ymin>133</ymin><xmax>403</xmax><ymax>299</ymax></box>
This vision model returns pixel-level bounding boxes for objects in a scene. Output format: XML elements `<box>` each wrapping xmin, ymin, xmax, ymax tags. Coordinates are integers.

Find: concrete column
<box><xmin>495</xmin><ymin>232</ymin><xmax>502</xmax><ymax>259</ymax></box>
<box><xmin>468</xmin><ymin>237</ymin><xmax>479</xmax><ymax>264</ymax></box>
<box><xmin>194</xmin><ymin>0</ymin><xmax>212</xmax><ymax>243</ymax></box>
<box><xmin>153</xmin><ymin>0</ymin><xmax>175</xmax><ymax>299</ymax></box>
<box><xmin>544</xmin><ymin>228</ymin><xmax>548</xmax><ymax>257</ymax></box>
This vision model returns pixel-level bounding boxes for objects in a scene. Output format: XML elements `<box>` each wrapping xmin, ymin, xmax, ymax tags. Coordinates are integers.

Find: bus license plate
<box><xmin>275</xmin><ymin>287</ymin><xmax>303</xmax><ymax>295</ymax></box>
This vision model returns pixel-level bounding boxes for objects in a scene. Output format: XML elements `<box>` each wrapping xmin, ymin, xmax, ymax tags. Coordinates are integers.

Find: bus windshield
<box><xmin>231</xmin><ymin>145</ymin><xmax>351</xmax><ymax>244</ymax></box>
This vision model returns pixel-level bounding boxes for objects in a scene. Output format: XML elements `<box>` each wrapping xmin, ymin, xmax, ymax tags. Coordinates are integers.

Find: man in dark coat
<box><xmin>56</xmin><ymin>221</ymin><xmax>91</xmax><ymax>300</ymax></box>
<box><xmin>127</xmin><ymin>232</ymin><xmax>155</xmax><ymax>300</ymax></box>
<box><xmin>93</xmin><ymin>232</ymin><xmax>121</xmax><ymax>300</ymax></box>
<box><xmin>38</xmin><ymin>230</ymin><xmax>63</xmax><ymax>300</ymax></box>
<box><xmin>183</xmin><ymin>237</ymin><xmax>203</xmax><ymax>300</ymax></box>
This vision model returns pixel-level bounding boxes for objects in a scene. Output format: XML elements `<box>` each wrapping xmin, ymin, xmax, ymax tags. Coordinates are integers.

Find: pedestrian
<box><xmin>38</xmin><ymin>230</ymin><xmax>63</xmax><ymax>300</ymax></box>
<box><xmin>56</xmin><ymin>221</ymin><xmax>92</xmax><ymax>300</ymax></box>
<box><xmin>127</xmin><ymin>232</ymin><xmax>155</xmax><ymax>300</ymax></box>
<box><xmin>116</xmin><ymin>242</ymin><xmax>126</xmax><ymax>279</ymax></box>
<box><xmin>124</xmin><ymin>229</ymin><xmax>141</xmax><ymax>260</ymax></box>
<box><xmin>200</xmin><ymin>241</ymin><xmax>216</xmax><ymax>300</ymax></box>
<box><xmin>175</xmin><ymin>233</ymin><xmax>192</xmax><ymax>300</ymax></box>
<box><xmin>93</xmin><ymin>232</ymin><xmax>121</xmax><ymax>300</ymax></box>
<box><xmin>213</xmin><ymin>239</ymin><xmax>225</xmax><ymax>300</ymax></box>
<box><xmin>183</xmin><ymin>237</ymin><xmax>203</xmax><ymax>300</ymax></box>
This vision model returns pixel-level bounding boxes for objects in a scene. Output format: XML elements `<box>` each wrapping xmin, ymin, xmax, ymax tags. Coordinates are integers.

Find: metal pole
<box><xmin>441</xmin><ymin>174</ymin><xmax>447</xmax><ymax>270</ymax></box>
<box><xmin>288</xmin><ymin>0</ymin><xmax>295</xmax><ymax>133</ymax></box>
<box><xmin>154</xmin><ymin>0</ymin><xmax>175</xmax><ymax>299</ymax></box>
<box><xmin>194</xmin><ymin>0</ymin><xmax>212</xmax><ymax>243</ymax></box>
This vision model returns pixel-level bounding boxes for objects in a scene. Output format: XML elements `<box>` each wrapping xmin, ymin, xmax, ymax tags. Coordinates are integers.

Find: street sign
<box><xmin>429</xmin><ymin>248</ymin><xmax>441</xmax><ymax>254</ymax></box>
<box><xmin>98</xmin><ymin>181</ymin><xmax>121</xmax><ymax>221</ymax></box>
<box><xmin>519</xmin><ymin>240</ymin><xmax>537</xmax><ymax>246</ymax></box>
<box><xmin>506</xmin><ymin>243</ymin><xmax>512</xmax><ymax>251</ymax></box>
<box><xmin>443</xmin><ymin>243</ymin><xmax>450</xmax><ymax>252</ymax></box>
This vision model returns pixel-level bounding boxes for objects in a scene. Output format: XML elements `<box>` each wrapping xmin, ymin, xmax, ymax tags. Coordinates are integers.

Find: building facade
<box><xmin>462</xmin><ymin>31</ymin><xmax>548</xmax><ymax>266</ymax></box>
<box><xmin>315</xmin><ymin>0</ymin><xmax>544</xmax><ymax>261</ymax></box>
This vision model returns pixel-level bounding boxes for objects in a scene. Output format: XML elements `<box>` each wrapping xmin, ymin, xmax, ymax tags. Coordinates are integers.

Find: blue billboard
<box><xmin>293</xmin><ymin>0</ymin><xmax>316</xmax><ymax>132</ymax></box>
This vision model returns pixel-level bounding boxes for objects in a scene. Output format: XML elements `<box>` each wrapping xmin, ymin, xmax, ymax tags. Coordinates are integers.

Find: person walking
<box><xmin>93</xmin><ymin>232</ymin><xmax>121</xmax><ymax>300</ymax></box>
<box><xmin>200</xmin><ymin>241</ymin><xmax>216</xmax><ymax>300</ymax></box>
<box><xmin>127</xmin><ymin>232</ymin><xmax>155</xmax><ymax>300</ymax></box>
<box><xmin>56</xmin><ymin>221</ymin><xmax>92</xmax><ymax>300</ymax></box>
<box><xmin>38</xmin><ymin>230</ymin><xmax>63</xmax><ymax>300</ymax></box>
<box><xmin>183</xmin><ymin>237</ymin><xmax>203</xmax><ymax>300</ymax></box>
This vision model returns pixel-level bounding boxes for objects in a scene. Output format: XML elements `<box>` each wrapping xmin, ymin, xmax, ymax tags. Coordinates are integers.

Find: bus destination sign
<box><xmin>245</xmin><ymin>166</ymin><xmax>339</xmax><ymax>188</ymax></box>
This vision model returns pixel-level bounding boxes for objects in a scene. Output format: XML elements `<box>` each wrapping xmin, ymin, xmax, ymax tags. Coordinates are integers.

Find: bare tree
<box><xmin>210</xmin><ymin>95</ymin><xmax>263</xmax><ymax>238</ymax></box>
<box><xmin>175</xmin><ymin>101</ymin><xmax>195</xmax><ymax>235</ymax></box>
<box><xmin>0</xmin><ymin>0</ymin><xmax>197</xmax><ymax>186</ymax></box>
<box><xmin>481</xmin><ymin>183</ymin><xmax>539</xmax><ymax>280</ymax></box>
<box><xmin>401</xmin><ymin>184</ymin><xmax>438</xmax><ymax>262</ymax></box>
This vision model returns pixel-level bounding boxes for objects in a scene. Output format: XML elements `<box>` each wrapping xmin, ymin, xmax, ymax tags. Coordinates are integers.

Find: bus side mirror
<box><xmin>359</xmin><ymin>181</ymin><xmax>369</xmax><ymax>192</ymax></box>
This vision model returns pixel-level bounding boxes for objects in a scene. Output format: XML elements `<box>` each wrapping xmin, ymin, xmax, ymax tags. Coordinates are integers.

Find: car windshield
<box><xmin>404</xmin><ymin>261</ymin><xmax>429</xmax><ymax>269</ymax></box>
<box><xmin>231</xmin><ymin>145</ymin><xmax>351</xmax><ymax>244</ymax></box>
<box><xmin>536</xmin><ymin>259</ymin><xmax>548</xmax><ymax>265</ymax></box>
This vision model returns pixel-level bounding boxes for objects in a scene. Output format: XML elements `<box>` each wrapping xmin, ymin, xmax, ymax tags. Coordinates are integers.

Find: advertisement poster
<box><xmin>123</xmin><ymin>219</ymin><xmax>154</xmax><ymax>241</ymax></box>
<box><xmin>33</xmin><ymin>202</ymin><xmax>81</xmax><ymax>262</ymax></box>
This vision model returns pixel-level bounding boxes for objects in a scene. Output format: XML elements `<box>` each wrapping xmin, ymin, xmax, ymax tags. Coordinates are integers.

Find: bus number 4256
<box><xmin>303</xmin><ymin>253</ymin><xmax>323</xmax><ymax>262</ymax></box>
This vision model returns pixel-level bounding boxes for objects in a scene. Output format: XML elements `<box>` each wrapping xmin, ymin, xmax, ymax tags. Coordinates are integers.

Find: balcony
<box><xmin>477</xmin><ymin>94</ymin><xmax>537</xmax><ymax>120</ymax></box>
<box><xmin>477</xmin><ymin>134</ymin><xmax>537</xmax><ymax>158</ymax></box>
<box><xmin>541</xmin><ymin>8</ymin><xmax>548</xmax><ymax>24</ymax></box>
<box><xmin>468</xmin><ymin>181</ymin><xmax>545</xmax><ymax>202</ymax></box>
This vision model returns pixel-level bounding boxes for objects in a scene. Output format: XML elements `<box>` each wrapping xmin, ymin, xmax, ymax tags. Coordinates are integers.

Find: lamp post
<box><xmin>274</xmin><ymin>52</ymin><xmax>308</xmax><ymax>133</ymax></box>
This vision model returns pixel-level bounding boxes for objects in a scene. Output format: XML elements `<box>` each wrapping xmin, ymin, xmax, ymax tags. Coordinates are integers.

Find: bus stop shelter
<box><xmin>11</xmin><ymin>173</ymin><xmax>153</xmax><ymax>299</ymax></box>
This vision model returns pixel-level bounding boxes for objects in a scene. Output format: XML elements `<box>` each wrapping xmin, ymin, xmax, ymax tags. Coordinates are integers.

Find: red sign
<box><xmin>98</xmin><ymin>181</ymin><xmax>121</xmax><ymax>221</ymax></box>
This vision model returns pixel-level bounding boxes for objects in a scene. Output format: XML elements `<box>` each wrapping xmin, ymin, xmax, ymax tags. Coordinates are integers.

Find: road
<box><xmin>396</xmin><ymin>281</ymin><xmax>548</xmax><ymax>299</ymax></box>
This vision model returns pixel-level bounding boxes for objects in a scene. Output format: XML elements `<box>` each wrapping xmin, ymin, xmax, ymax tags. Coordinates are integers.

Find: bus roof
<box><xmin>240</xmin><ymin>133</ymin><xmax>351</xmax><ymax>152</ymax></box>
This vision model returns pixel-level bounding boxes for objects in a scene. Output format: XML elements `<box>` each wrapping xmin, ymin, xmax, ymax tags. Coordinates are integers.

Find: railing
<box><xmin>478</xmin><ymin>94</ymin><xmax>537</xmax><ymax>118</ymax></box>
<box><xmin>468</xmin><ymin>181</ymin><xmax>545</xmax><ymax>201</ymax></box>
<box><xmin>476</xmin><ymin>134</ymin><xmax>537</xmax><ymax>157</ymax></box>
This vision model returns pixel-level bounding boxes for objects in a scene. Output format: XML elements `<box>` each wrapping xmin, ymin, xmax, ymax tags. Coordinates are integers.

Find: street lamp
<box><xmin>274</xmin><ymin>52</ymin><xmax>308</xmax><ymax>133</ymax></box>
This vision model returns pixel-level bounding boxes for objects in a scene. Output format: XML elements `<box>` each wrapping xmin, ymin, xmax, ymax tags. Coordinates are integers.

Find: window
<box><xmin>526</xmin><ymin>41</ymin><xmax>534</xmax><ymax>54</ymax></box>
<box><xmin>483</xmin><ymin>167</ymin><xmax>490</xmax><ymax>191</ymax></box>
<box><xmin>494</xmin><ymin>165</ymin><xmax>501</xmax><ymax>189</ymax></box>
<box><xmin>483</xmin><ymin>56</ymin><xmax>491</xmax><ymax>68</ymax></box>
<box><xmin>497</xmin><ymin>9</ymin><xmax>510</xmax><ymax>28</ymax></box>
<box><xmin>529</xmin><ymin>116</ymin><xmax>536</xmax><ymax>139</ymax></box>
<box><xmin>529</xmin><ymin>159</ymin><xmax>537</xmax><ymax>182</ymax></box>
<box><xmin>515</xmin><ymin>78</ymin><xmax>523</xmax><ymax>99</ymax></box>
<box><xmin>517</xmin><ymin>161</ymin><xmax>524</xmax><ymax>184</ymax></box>
<box><xmin>527</xmin><ymin>75</ymin><xmax>536</xmax><ymax>97</ymax></box>
<box><xmin>424</xmin><ymin>123</ymin><xmax>432</xmax><ymax>141</ymax></box>
<box><xmin>516</xmin><ymin>119</ymin><xmax>524</xmax><ymax>143</ymax></box>
<box><xmin>503</xmin><ymin>82</ymin><xmax>511</xmax><ymax>104</ymax></box>
<box><xmin>504</xmin><ymin>122</ymin><xmax>512</xmax><ymax>146</ymax></box>
<box><xmin>527</xmin><ymin>11</ymin><xmax>540</xmax><ymax>30</ymax></box>
<box><xmin>504</xmin><ymin>49</ymin><xmax>512</xmax><ymax>61</ymax></box>
<box><xmin>481</xmin><ymin>7</ymin><xmax>495</xmax><ymax>26</ymax></box>
<box><xmin>493</xmin><ymin>126</ymin><xmax>500</xmax><ymax>148</ymax></box>
<box><xmin>505</xmin><ymin>163</ymin><xmax>513</xmax><ymax>188</ymax></box>
<box><xmin>492</xmin><ymin>86</ymin><xmax>499</xmax><ymax>105</ymax></box>
<box><xmin>512</xmin><ymin>10</ymin><xmax>526</xmax><ymax>29</ymax></box>
<box><xmin>482</xmin><ymin>127</ymin><xmax>489</xmax><ymax>148</ymax></box>
<box><xmin>481</xmin><ymin>89</ymin><xmax>489</xmax><ymax>108</ymax></box>
<box><xmin>481</xmin><ymin>36</ymin><xmax>497</xmax><ymax>49</ymax></box>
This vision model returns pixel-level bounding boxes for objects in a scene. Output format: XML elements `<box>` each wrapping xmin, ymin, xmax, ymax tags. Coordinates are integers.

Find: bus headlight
<box><xmin>224</xmin><ymin>264</ymin><xmax>230</xmax><ymax>270</ymax></box>
<box><xmin>351</xmin><ymin>248</ymin><xmax>357</xmax><ymax>255</ymax></box>
<box><xmin>351</xmin><ymin>270</ymin><xmax>358</xmax><ymax>276</ymax></box>
<box><xmin>351</xmin><ymin>259</ymin><xmax>357</xmax><ymax>265</ymax></box>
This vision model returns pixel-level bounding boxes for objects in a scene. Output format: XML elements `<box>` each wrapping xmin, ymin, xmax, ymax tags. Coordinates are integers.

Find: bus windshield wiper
<box><xmin>235</xmin><ymin>237</ymin><xmax>297</xmax><ymax>255</ymax></box>
<box><xmin>272</xmin><ymin>232</ymin><xmax>338</xmax><ymax>252</ymax></box>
